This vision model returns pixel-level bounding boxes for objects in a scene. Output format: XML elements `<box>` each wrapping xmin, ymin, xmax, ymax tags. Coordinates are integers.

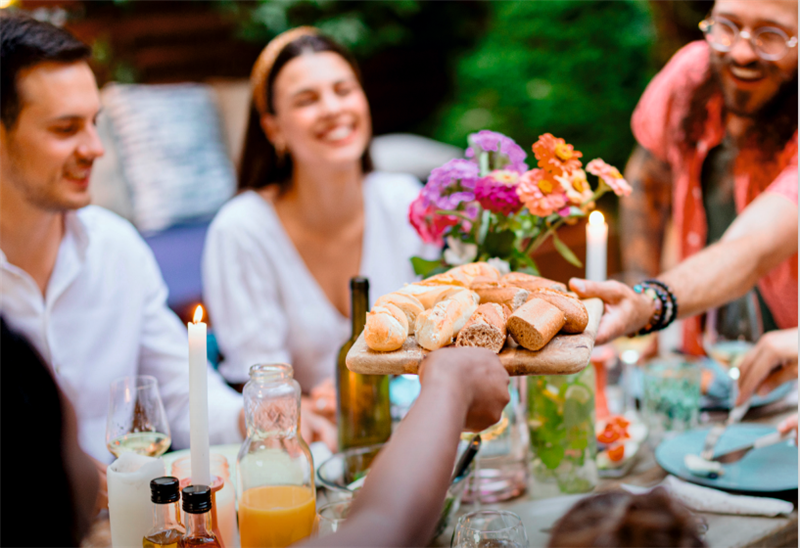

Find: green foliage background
<box><xmin>434</xmin><ymin>0</ymin><xmax>657</xmax><ymax>177</ymax></box>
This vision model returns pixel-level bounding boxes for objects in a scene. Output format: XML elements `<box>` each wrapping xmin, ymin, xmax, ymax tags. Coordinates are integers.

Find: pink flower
<box><xmin>408</xmin><ymin>195</ymin><xmax>458</xmax><ymax>246</ymax></box>
<box><xmin>474</xmin><ymin>170</ymin><xmax>523</xmax><ymax>216</ymax></box>
<box><xmin>585</xmin><ymin>159</ymin><xmax>632</xmax><ymax>197</ymax></box>
<box><xmin>556</xmin><ymin>168</ymin><xmax>594</xmax><ymax>209</ymax></box>
<box><xmin>516</xmin><ymin>169</ymin><xmax>568</xmax><ymax>217</ymax></box>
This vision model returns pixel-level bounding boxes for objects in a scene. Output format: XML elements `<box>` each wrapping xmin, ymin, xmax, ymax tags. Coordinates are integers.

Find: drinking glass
<box><xmin>703</xmin><ymin>291</ymin><xmax>763</xmax><ymax>381</ymax></box>
<box><xmin>642</xmin><ymin>358</ymin><xmax>701</xmax><ymax>447</ymax></box>
<box><xmin>313</xmin><ymin>498</ymin><xmax>352</xmax><ymax>537</ymax></box>
<box><xmin>106</xmin><ymin>375</ymin><xmax>171</xmax><ymax>458</ymax></box>
<box><xmin>451</xmin><ymin>510</ymin><xmax>528</xmax><ymax>548</ymax></box>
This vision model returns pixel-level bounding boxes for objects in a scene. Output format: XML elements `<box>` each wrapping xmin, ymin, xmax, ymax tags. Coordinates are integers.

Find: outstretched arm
<box><xmin>302</xmin><ymin>347</ymin><xmax>510</xmax><ymax>547</ymax></box>
<box><xmin>572</xmin><ymin>192</ymin><xmax>798</xmax><ymax>344</ymax></box>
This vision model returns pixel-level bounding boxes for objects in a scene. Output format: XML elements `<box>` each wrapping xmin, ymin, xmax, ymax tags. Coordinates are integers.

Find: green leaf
<box><xmin>537</xmin><ymin>443</ymin><xmax>566</xmax><ymax>470</ymax></box>
<box><xmin>410</xmin><ymin>256</ymin><xmax>443</xmax><ymax>277</ymax></box>
<box><xmin>552</xmin><ymin>233</ymin><xmax>583</xmax><ymax>268</ymax></box>
<box><xmin>482</xmin><ymin>229</ymin><xmax>516</xmax><ymax>258</ymax></box>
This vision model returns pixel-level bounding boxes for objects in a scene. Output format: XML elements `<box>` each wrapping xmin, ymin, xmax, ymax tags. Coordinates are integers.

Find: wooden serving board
<box><xmin>346</xmin><ymin>297</ymin><xmax>603</xmax><ymax>376</ymax></box>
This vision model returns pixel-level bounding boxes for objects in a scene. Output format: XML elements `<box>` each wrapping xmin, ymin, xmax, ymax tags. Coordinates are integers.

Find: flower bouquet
<box><xmin>408</xmin><ymin>130</ymin><xmax>631</xmax><ymax>276</ymax></box>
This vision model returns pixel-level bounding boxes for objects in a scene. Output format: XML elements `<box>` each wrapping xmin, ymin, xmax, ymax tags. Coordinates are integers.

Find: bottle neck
<box><xmin>184</xmin><ymin>510</ymin><xmax>214</xmax><ymax>539</ymax></box>
<box><xmin>351</xmin><ymin>281</ymin><xmax>369</xmax><ymax>337</ymax></box>
<box><xmin>151</xmin><ymin>501</ymin><xmax>183</xmax><ymax>532</ymax></box>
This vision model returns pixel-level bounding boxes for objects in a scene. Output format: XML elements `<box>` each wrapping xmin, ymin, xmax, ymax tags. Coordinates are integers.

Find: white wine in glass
<box><xmin>106</xmin><ymin>375</ymin><xmax>171</xmax><ymax>458</ymax></box>
<box><xmin>703</xmin><ymin>291</ymin><xmax>763</xmax><ymax>380</ymax></box>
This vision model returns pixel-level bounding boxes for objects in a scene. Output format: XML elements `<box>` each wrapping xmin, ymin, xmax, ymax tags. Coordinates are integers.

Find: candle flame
<box><xmin>193</xmin><ymin>305</ymin><xmax>204</xmax><ymax>324</ymax></box>
<box><xmin>589</xmin><ymin>210</ymin><xmax>605</xmax><ymax>226</ymax></box>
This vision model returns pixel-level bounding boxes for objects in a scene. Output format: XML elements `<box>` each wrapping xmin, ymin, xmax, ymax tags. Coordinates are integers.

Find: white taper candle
<box><xmin>586</xmin><ymin>210</ymin><xmax>608</xmax><ymax>282</ymax></box>
<box><xmin>188</xmin><ymin>305</ymin><xmax>211</xmax><ymax>486</ymax></box>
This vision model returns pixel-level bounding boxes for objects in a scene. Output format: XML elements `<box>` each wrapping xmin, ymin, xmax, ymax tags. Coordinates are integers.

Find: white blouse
<box><xmin>202</xmin><ymin>172</ymin><xmax>437</xmax><ymax>389</ymax></box>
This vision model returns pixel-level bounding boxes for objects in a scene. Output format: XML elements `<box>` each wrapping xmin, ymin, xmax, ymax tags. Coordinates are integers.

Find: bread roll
<box><xmin>447</xmin><ymin>262</ymin><xmax>501</xmax><ymax>282</ymax></box>
<box><xmin>415</xmin><ymin>291</ymin><xmax>479</xmax><ymax>351</ymax></box>
<box><xmin>375</xmin><ymin>292</ymin><xmax>424</xmax><ymax>335</ymax></box>
<box><xmin>456</xmin><ymin>303</ymin><xmax>508</xmax><ymax>353</ymax></box>
<box><xmin>364</xmin><ymin>304</ymin><xmax>408</xmax><ymax>352</ymax></box>
<box><xmin>507</xmin><ymin>298</ymin><xmax>566</xmax><ymax>351</ymax></box>
<box><xmin>416</xmin><ymin>271</ymin><xmax>471</xmax><ymax>288</ymax></box>
<box><xmin>472</xmin><ymin>283</ymin><xmax>529</xmax><ymax>311</ymax></box>
<box><xmin>502</xmin><ymin>272</ymin><xmax>567</xmax><ymax>293</ymax></box>
<box><xmin>396</xmin><ymin>284</ymin><xmax>461</xmax><ymax>309</ymax></box>
<box><xmin>530</xmin><ymin>288</ymin><xmax>589</xmax><ymax>333</ymax></box>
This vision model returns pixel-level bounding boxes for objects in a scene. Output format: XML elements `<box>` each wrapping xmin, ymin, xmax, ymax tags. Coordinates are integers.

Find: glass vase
<box><xmin>527</xmin><ymin>364</ymin><xmax>598</xmax><ymax>497</ymax></box>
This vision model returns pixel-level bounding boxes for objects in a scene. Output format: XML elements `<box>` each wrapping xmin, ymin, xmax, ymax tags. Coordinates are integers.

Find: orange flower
<box><xmin>532</xmin><ymin>133</ymin><xmax>583</xmax><ymax>178</ymax></box>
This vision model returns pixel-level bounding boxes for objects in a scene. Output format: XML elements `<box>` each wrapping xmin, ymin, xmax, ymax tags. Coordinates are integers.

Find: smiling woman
<box><xmin>202</xmin><ymin>28</ymin><xmax>437</xmax><ymax>450</ymax></box>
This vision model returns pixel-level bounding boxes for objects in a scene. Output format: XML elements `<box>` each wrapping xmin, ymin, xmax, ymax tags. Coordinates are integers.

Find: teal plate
<box><xmin>655</xmin><ymin>424</ymin><xmax>798</xmax><ymax>493</ymax></box>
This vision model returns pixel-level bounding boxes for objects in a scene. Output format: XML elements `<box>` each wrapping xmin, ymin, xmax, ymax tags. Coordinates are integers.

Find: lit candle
<box><xmin>586</xmin><ymin>211</ymin><xmax>608</xmax><ymax>282</ymax></box>
<box><xmin>188</xmin><ymin>305</ymin><xmax>211</xmax><ymax>486</ymax></box>
<box><xmin>107</xmin><ymin>453</ymin><xmax>165</xmax><ymax>548</ymax></box>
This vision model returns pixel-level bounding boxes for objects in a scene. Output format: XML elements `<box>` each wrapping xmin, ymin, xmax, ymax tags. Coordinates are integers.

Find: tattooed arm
<box><xmin>619</xmin><ymin>145</ymin><xmax>673</xmax><ymax>278</ymax></box>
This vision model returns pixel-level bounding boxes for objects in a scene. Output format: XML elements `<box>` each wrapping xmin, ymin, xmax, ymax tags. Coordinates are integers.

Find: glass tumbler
<box><xmin>313</xmin><ymin>498</ymin><xmax>352</xmax><ymax>538</ymax></box>
<box><xmin>451</xmin><ymin>510</ymin><xmax>528</xmax><ymax>548</ymax></box>
<box><xmin>642</xmin><ymin>358</ymin><xmax>701</xmax><ymax>447</ymax></box>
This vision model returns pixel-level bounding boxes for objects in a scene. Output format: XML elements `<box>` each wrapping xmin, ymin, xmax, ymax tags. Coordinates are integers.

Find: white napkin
<box><xmin>622</xmin><ymin>475</ymin><xmax>794</xmax><ymax>517</ymax></box>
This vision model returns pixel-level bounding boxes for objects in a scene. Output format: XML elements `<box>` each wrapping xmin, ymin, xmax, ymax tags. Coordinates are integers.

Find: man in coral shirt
<box><xmin>620</xmin><ymin>0</ymin><xmax>798</xmax><ymax>354</ymax></box>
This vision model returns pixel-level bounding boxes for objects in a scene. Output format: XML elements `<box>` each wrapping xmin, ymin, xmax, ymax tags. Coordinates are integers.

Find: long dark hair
<box><xmin>238</xmin><ymin>33</ymin><xmax>373</xmax><ymax>193</ymax></box>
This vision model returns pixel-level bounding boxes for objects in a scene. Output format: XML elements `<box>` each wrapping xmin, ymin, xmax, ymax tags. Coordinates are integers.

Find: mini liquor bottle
<box><xmin>179</xmin><ymin>485</ymin><xmax>221</xmax><ymax>548</ymax></box>
<box><xmin>143</xmin><ymin>476</ymin><xmax>185</xmax><ymax>548</ymax></box>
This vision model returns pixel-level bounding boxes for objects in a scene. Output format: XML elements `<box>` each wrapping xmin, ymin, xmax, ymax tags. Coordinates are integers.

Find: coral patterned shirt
<box><xmin>631</xmin><ymin>41</ymin><xmax>798</xmax><ymax>354</ymax></box>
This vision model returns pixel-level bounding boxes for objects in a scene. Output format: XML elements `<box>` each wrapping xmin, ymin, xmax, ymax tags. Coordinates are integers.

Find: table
<box><xmin>83</xmin><ymin>396</ymin><xmax>797</xmax><ymax>548</ymax></box>
<box><xmin>433</xmin><ymin>396</ymin><xmax>798</xmax><ymax>548</ymax></box>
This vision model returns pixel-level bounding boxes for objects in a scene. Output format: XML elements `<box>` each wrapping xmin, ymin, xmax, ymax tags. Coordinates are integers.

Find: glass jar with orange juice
<box><xmin>237</xmin><ymin>364</ymin><xmax>316</xmax><ymax>548</ymax></box>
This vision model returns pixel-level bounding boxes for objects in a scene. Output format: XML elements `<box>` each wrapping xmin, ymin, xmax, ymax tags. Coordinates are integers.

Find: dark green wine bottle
<box><xmin>336</xmin><ymin>277</ymin><xmax>392</xmax><ymax>450</ymax></box>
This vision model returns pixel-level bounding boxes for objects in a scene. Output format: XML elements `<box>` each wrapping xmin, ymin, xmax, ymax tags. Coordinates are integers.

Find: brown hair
<box><xmin>548</xmin><ymin>489</ymin><xmax>706</xmax><ymax>548</ymax></box>
<box><xmin>238</xmin><ymin>32</ymin><xmax>373</xmax><ymax>193</ymax></box>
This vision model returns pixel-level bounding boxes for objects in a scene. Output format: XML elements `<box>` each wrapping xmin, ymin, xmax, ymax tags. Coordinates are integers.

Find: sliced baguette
<box><xmin>415</xmin><ymin>291</ymin><xmax>479</xmax><ymax>351</ymax></box>
<box><xmin>506</xmin><ymin>298</ymin><xmax>566</xmax><ymax>351</ymax></box>
<box><xmin>502</xmin><ymin>272</ymin><xmax>567</xmax><ymax>293</ymax></box>
<box><xmin>456</xmin><ymin>303</ymin><xmax>508</xmax><ymax>353</ymax></box>
<box><xmin>472</xmin><ymin>283</ymin><xmax>530</xmax><ymax>311</ymax></box>
<box><xmin>375</xmin><ymin>292</ymin><xmax>424</xmax><ymax>335</ymax></box>
<box><xmin>364</xmin><ymin>304</ymin><xmax>408</xmax><ymax>352</ymax></box>
<box><xmin>530</xmin><ymin>288</ymin><xmax>589</xmax><ymax>333</ymax></box>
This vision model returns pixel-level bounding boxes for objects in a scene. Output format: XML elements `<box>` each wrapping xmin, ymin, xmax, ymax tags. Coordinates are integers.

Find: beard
<box><xmin>710</xmin><ymin>55</ymin><xmax>798</xmax><ymax>118</ymax></box>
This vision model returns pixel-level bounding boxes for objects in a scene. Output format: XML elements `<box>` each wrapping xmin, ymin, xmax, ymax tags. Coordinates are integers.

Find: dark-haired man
<box><xmin>0</xmin><ymin>13</ymin><xmax>245</xmax><ymax>470</ymax></box>
<box><xmin>620</xmin><ymin>0</ymin><xmax>797</xmax><ymax>354</ymax></box>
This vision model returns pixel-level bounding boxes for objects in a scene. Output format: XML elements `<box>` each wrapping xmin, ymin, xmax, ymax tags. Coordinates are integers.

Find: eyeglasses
<box><xmin>699</xmin><ymin>17</ymin><xmax>798</xmax><ymax>61</ymax></box>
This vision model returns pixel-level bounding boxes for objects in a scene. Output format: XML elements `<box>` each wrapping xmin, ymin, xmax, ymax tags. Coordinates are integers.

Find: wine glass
<box><xmin>703</xmin><ymin>291</ymin><xmax>763</xmax><ymax>382</ymax></box>
<box><xmin>106</xmin><ymin>375</ymin><xmax>171</xmax><ymax>458</ymax></box>
<box><xmin>451</xmin><ymin>510</ymin><xmax>528</xmax><ymax>548</ymax></box>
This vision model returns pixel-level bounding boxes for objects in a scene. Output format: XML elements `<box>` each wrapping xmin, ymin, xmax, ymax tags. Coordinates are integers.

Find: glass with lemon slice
<box><xmin>527</xmin><ymin>364</ymin><xmax>598</xmax><ymax>497</ymax></box>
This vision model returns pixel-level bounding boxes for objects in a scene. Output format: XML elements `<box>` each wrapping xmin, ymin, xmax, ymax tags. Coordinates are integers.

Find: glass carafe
<box><xmin>237</xmin><ymin>364</ymin><xmax>316</xmax><ymax>548</ymax></box>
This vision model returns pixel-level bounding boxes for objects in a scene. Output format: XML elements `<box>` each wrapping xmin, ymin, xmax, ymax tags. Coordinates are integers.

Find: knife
<box><xmin>711</xmin><ymin>430</ymin><xmax>796</xmax><ymax>464</ymax></box>
<box><xmin>451</xmin><ymin>434</ymin><xmax>482</xmax><ymax>484</ymax></box>
<box><xmin>700</xmin><ymin>401</ymin><xmax>751</xmax><ymax>460</ymax></box>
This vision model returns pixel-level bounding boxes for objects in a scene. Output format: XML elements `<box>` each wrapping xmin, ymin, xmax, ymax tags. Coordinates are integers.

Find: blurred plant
<box><xmin>434</xmin><ymin>1</ymin><xmax>656</xmax><ymax>183</ymax></box>
<box><xmin>218</xmin><ymin>0</ymin><xmax>484</xmax><ymax>58</ymax></box>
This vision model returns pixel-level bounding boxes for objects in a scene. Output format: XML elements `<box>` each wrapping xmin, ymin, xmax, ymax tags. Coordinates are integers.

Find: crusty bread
<box><xmin>456</xmin><ymin>303</ymin><xmax>508</xmax><ymax>353</ymax></box>
<box><xmin>416</xmin><ymin>271</ymin><xmax>471</xmax><ymax>288</ymax></box>
<box><xmin>507</xmin><ymin>298</ymin><xmax>566</xmax><ymax>351</ymax></box>
<box><xmin>502</xmin><ymin>272</ymin><xmax>567</xmax><ymax>293</ymax></box>
<box><xmin>364</xmin><ymin>303</ymin><xmax>408</xmax><ymax>352</ymax></box>
<box><xmin>530</xmin><ymin>288</ymin><xmax>589</xmax><ymax>333</ymax></box>
<box><xmin>415</xmin><ymin>291</ymin><xmax>479</xmax><ymax>351</ymax></box>
<box><xmin>472</xmin><ymin>283</ymin><xmax>530</xmax><ymax>311</ymax></box>
<box><xmin>375</xmin><ymin>292</ymin><xmax>424</xmax><ymax>335</ymax></box>
<box><xmin>396</xmin><ymin>284</ymin><xmax>462</xmax><ymax>309</ymax></box>
<box><xmin>447</xmin><ymin>262</ymin><xmax>501</xmax><ymax>282</ymax></box>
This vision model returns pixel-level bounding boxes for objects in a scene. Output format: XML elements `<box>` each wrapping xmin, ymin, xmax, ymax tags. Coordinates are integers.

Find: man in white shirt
<box><xmin>0</xmin><ymin>12</ymin><xmax>244</xmax><ymax>471</ymax></box>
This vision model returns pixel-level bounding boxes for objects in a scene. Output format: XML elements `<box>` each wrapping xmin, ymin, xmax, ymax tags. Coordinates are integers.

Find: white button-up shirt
<box><xmin>1</xmin><ymin>206</ymin><xmax>243</xmax><ymax>462</ymax></box>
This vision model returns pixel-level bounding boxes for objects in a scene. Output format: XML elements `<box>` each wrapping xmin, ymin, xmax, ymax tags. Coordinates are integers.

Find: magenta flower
<box><xmin>408</xmin><ymin>195</ymin><xmax>459</xmax><ymax>246</ymax></box>
<box><xmin>422</xmin><ymin>159</ymin><xmax>479</xmax><ymax>210</ymax></box>
<box><xmin>474</xmin><ymin>170</ymin><xmax>523</xmax><ymax>216</ymax></box>
<box><xmin>466</xmin><ymin>130</ymin><xmax>528</xmax><ymax>173</ymax></box>
<box><xmin>585</xmin><ymin>159</ymin><xmax>632</xmax><ymax>197</ymax></box>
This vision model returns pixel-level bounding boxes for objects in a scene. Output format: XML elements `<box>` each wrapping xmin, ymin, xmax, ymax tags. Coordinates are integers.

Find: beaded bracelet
<box><xmin>646</xmin><ymin>279</ymin><xmax>679</xmax><ymax>323</ymax></box>
<box><xmin>632</xmin><ymin>283</ymin><xmax>664</xmax><ymax>335</ymax></box>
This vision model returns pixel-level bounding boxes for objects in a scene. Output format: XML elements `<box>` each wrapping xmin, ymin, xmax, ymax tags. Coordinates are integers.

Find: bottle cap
<box><xmin>181</xmin><ymin>485</ymin><xmax>212</xmax><ymax>514</ymax></box>
<box><xmin>350</xmin><ymin>277</ymin><xmax>369</xmax><ymax>291</ymax></box>
<box><xmin>150</xmin><ymin>476</ymin><xmax>180</xmax><ymax>504</ymax></box>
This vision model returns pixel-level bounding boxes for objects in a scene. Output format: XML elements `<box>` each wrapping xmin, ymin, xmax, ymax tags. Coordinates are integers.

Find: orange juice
<box><xmin>239</xmin><ymin>485</ymin><xmax>316</xmax><ymax>548</ymax></box>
